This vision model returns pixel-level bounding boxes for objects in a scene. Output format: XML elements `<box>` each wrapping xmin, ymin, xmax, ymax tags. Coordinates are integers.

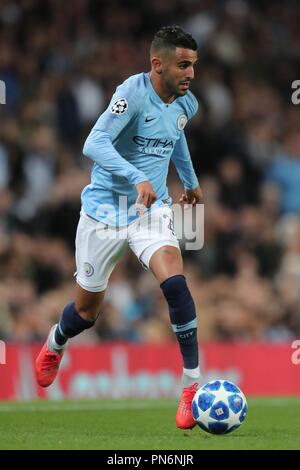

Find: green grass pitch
<box><xmin>0</xmin><ymin>398</ymin><xmax>299</xmax><ymax>450</ymax></box>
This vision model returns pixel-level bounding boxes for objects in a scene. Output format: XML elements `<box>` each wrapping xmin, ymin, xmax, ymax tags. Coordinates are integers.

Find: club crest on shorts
<box><xmin>111</xmin><ymin>98</ymin><xmax>128</xmax><ymax>114</ymax></box>
<box><xmin>177</xmin><ymin>113</ymin><xmax>187</xmax><ymax>130</ymax></box>
<box><xmin>84</xmin><ymin>262</ymin><xmax>94</xmax><ymax>277</ymax></box>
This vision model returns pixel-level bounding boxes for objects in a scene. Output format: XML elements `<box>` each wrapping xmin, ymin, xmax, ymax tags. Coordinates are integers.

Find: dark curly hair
<box><xmin>150</xmin><ymin>25</ymin><xmax>197</xmax><ymax>54</ymax></box>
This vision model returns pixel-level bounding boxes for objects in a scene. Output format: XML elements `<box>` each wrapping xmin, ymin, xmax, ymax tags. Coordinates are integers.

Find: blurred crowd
<box><xmin>1</xmin><ymin>0</ymin><xmax>300</xmax><ymax>344</ymax></box>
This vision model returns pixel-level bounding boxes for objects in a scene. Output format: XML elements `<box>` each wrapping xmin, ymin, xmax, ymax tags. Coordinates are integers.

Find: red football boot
<box><xmin>35</xmin><ymin>326</ymin><xmax>64</xmax><ymax>387</ymax></box>
<box><xmin>176</xmin><ymin>382</ymin><xmax>199</xmax><ymax>429</ymax></box>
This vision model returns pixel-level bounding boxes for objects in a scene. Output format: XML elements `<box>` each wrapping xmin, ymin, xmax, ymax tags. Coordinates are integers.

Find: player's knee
<box><xmin>77</xmin><ymin>308</ymin><xmax>100</xmax><ymax>322</ymax></box>
<box><xmin>151</xmin><ymin>246</ymin><xmax>183</xmax><ymax>281</ymax></box>
<box><xmin>159</xmin><ymin>246</ymin><xmax>179</xmax><ymax>262</ymax></box>
<box><xmin>75</xmin><ymin>301</ymin><xmax>102</xmax><ymax>322</ymax></box>
<box><xmin>75</xmin><ymin>288</ymin><xmax>105</xmax><ymax>322</ymax></box>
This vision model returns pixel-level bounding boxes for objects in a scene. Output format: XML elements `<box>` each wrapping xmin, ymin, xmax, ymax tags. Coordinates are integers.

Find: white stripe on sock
<box><xmin>183</xmin><ymin>366</ymin><xmax>200</xmax><ymax>379</ymax></box>
<box><xmin>47</xmin><ymin>324</ymin><xmax>65</xmax><ymax>352</ymax></box>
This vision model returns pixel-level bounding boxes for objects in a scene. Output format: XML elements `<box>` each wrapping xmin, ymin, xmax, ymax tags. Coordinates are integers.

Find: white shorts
<box><xmin>75</xmin><ymin>207</ymin><xmax>180</xmax><ymax>292</ymax></box>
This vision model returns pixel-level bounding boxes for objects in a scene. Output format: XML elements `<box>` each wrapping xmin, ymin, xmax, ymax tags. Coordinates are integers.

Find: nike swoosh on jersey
<box><xmin>145</xmin><ymin>117</ymin><xmax>156</xmax><ymax>122</ymax></box>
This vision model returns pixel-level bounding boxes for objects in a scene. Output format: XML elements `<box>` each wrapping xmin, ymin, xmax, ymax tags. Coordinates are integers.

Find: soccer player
<box><xmin>35</xmin><ymin>25</ymin><xmax>203</xmax><ymax>429</ymax></box>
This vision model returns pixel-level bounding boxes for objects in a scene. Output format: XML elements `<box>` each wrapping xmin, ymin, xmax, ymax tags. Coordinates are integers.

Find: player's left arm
<box><xmin>171</xmin><ymin>131</ymin><xmax>203</xmax><ymax>206</ymax></box>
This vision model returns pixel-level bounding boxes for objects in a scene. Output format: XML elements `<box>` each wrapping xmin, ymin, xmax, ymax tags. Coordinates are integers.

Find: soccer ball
<box><xmin>192</xmin><ymin>380</ymin><xmax>248</xmax><ymax>435</ymax></box>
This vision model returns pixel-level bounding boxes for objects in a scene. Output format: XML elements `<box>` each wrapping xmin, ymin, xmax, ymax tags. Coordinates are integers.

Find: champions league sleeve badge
<box><xmin>110</xmin><ymin>98</ymin><xmax>128</xmax><ymax>115</ymax></box>
<box><xmin>177</xmin><ymin>113</ymin><xmax>188</xmax><ymax>130</ymax></box>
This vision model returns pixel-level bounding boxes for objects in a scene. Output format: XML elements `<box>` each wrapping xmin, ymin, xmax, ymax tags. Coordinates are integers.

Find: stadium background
<box><xmin>0</xmin><ymin>0</ymin><xmax>300</xmax><ymax>400</ymax></box>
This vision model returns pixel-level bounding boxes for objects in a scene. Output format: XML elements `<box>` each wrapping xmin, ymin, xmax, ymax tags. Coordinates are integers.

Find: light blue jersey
<box><xmin>82</xmin><ymin>72</ymin><xmax>199</xmax><ymax>226</ymax></box>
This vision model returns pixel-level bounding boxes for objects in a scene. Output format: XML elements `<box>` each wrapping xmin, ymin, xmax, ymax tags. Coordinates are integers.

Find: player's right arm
<box><xmin>83</xmin><ymin>83</ymin><xmax>156</xmax><ymax>207</ymax></box>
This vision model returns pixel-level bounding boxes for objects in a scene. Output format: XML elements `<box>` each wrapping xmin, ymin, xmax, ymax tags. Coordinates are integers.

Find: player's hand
<box><xmin>135</xmin><ymin>181</ymin><xmax>157</xmax><ymax>214</ymax></box>
<box><xmin>179</xmin><ymin>186</ymin><xmax>203</xmax><ymax>207</ymax></box>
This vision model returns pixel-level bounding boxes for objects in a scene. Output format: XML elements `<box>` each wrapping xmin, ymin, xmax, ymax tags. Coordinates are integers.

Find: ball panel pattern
<box><xmin>198</xmin><ymin>391</ymin><xmax>215</xmax><ymax>412</ymax></box>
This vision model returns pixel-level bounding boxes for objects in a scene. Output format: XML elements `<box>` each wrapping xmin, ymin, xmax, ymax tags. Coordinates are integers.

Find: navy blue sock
<box><xmin>55</xmin><ymin>301</ymin><xmax>95</xmax><ymax>346</ymax></box>
<box><xmin>160</xmin><ymin>274</ymin><xmax>198</xmax><ymax>369</ymax></box>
